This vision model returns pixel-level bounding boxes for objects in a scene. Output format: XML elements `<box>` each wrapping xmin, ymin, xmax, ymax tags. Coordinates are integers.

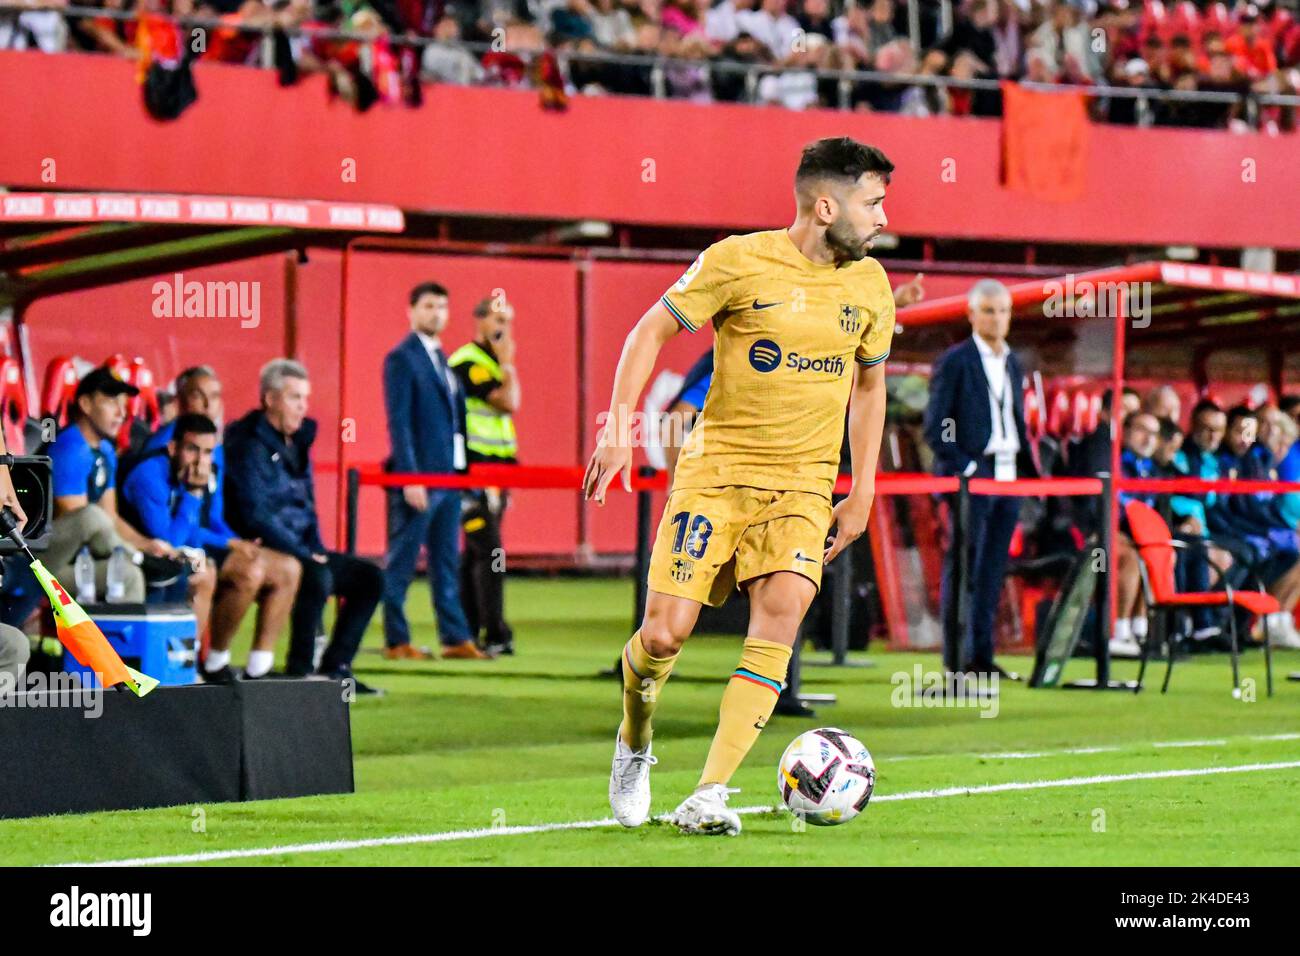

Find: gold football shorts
<box><xmin>647</xmin><ymin>486</ymin><xmax>834</xmax><ymax>606</ymax></box>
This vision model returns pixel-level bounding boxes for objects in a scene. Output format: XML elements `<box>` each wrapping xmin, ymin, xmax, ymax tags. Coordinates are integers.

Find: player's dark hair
<box><xmin>795</xmin><ymin>138</ymin><xmax>894</xmax><ymax>194</ymax></box>
<box><xmin>172</xmin><ymin>413</ymin><xmax>218</xmax><ymax>444</ymax></box>
<box><xmin>1279</xmin><ymin>394</ymin><xmax>1300</xmax><ymax>417</ymax></box>
<box><xmin>1225</xmin><ymin>403</ymin><xmax>1257</xmax><ymax>428</ymax></box>
<box><xmin>1191</xmin><ymin>397</ymin><xmax>1224</xmax><ymax>422</ymax></box>
<box><xmin>409</xmin><ymin>281</ymin><xmax>449</xmax><ymax>306</ymax></box>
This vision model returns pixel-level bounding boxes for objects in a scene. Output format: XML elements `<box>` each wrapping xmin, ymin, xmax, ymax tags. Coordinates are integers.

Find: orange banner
<box><xmin>1000</xmin><ymin>82</ymin><xmax>1090</xmax><ymax>203</ymax></box>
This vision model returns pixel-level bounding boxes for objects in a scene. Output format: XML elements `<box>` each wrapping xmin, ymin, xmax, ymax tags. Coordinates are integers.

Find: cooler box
<box><xmin>62</xmin><ymin>602</ymin><xmax>198</xmax><ymax>687</ymax></box>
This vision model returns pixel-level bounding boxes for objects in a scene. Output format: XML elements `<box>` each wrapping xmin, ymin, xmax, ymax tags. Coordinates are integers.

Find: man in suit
<box><xmin>923</xmin><ymin>279</ymin><xmax>1036</xmax><ymax>678</ymax></box>
<box><xmin>382</xmin><ymin>281</ymin><xmax>487</xmax><ymax>660</ymax></box>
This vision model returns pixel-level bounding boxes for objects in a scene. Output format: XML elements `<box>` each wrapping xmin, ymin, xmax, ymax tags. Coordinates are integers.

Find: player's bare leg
<box><xmin>670</xmin><ymin>570</ymin><xmax>816</xmax><ymax>836</ymax></box>
<box><xmin>609</xmin><ymin>589</ymin><xmax>700</xmax><ymax>827</ymax></box>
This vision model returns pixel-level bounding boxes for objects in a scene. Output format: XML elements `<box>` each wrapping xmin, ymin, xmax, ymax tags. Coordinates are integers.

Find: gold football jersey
<box><xmin>661</xmin><ymin>229</ymin><xmax>895</xmax><ymax>499</ymax></box>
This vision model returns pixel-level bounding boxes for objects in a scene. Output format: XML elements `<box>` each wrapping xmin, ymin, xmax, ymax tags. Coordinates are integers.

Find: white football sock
<box><xmin>245</xmin><ymin>650</ymin><xmax>274</xmax><ymax>678</ymax></box>
<box><xmin>204</xmin><ymin>649</ymin><xmax>231</xmax><ymax>672</ymax></box>
<box><xmin>1131</xmin><ymin>616</ymin><xmax>1149</xmax><ymax>639</ymax></box>
<box><xmin>1111</xmin><ymin>619</ymin><xmax>1132</xmax><ymax>643</ymax></box>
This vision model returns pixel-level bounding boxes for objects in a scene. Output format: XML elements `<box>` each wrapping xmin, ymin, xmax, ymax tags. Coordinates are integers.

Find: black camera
<box><xmin>0</xmin><ymin>455</ymin><xmax>53</xmax><ymax>553</ymax></box>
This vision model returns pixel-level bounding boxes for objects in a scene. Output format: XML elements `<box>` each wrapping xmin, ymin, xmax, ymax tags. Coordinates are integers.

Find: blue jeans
<box><xmin>382</xmin><ymin>488</ymin><xmax>472</xmax><ymax>648</ymax></box>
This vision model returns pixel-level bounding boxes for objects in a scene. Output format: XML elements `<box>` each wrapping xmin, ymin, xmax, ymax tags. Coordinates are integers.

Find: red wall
<box><xmin>338</xmin><ymin>251</ymin><xmax>581</xmax><ymax>557</ymax></box>
<box><xmin>4</xmin><ymin>50</ymin><xmax>1299</xmax><ymax>250</ymax></box>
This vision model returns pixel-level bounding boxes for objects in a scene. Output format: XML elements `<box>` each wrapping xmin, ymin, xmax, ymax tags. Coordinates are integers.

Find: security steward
<box><xmin>450</xmin><ymin>295</ymin><xmax>521</xmax><ymax>656</ymax></box>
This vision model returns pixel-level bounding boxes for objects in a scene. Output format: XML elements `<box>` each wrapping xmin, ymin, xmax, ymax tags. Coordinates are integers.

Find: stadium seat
<box><xmin>40</xmin><ymin>355</ymin><xmax>81</xmax><ymax>430</ymax></box>
<box><xmin>1124</xmin><ymin>499</ymin><xmax>1274</xmax><ymax>697</ymax></box>
<box><xmin>0</xmin><ymin>356</ymin><xmax>28</xmax><ymax>454</ymax></box>
<box><xmin>102</xmin><ymin>354</ymin><xmax>161</xmax><ymax>452</ymax></box>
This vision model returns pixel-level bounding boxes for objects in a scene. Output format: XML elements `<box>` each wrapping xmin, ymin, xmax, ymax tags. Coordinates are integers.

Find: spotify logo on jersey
<box><xmin>749</xmin><ymin>339</ymin><xmax>782</xmax><ymax>372</ymax></box>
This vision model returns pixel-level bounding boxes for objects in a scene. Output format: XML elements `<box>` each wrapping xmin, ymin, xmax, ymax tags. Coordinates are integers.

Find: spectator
<box><xmin>923</xmin><ymin>279</ymin><xmax>1036</xmax><ymax>679</ymax></box>
<box><xmin>224</xmin><ymin>359</ymin><xmax>385</xmax><ymax>692</ymax></box>
<box><xmin>706</xmin><ymin>0</ymin><xmax>755</xmax><ymax>45</ymax></box>
<box><xmin>450</xmin><ymin>295</ymin><xmax>521</xmax><ymax>656</ymax></box>
<box><xmin>736</xmin><ymin>0</ymin><xmax>800</xmax><ymax>61</ymax></box>
<box><xmin>382</xmin><ymin>283</ymin><xmax>487</xmax><ymax>661</ymax></box>
<box><xmin>46</xmin><ymin>367</ymin><xmax>179</xmax><ymax>604</ymax></box>
<box><xmin>589</xmin><ymin>0</ymin><xmax>636</xmax><ymax>46</ymax></box>
<box><xmin>121</xmin><ymin>412</ymin><xmax>302</xmax><ymax>683</ymax></box>
<box><xmin>711</xmin><ymin>29</ymin><xmax>771</xmax><ymax>101</ymax></box>
<box><xmin>795</xmin><ymin>0</ymin><xmax>834</xmax><ymax>42</ymax></box>
<box><xmin>661</xmin><ymin>0</ymin><xmax>707</xmax><ymax>37</ymax></box>
<box><xmin>1112</xmin><ymin>410</ymin><xmax>1160</xmax><ymax>656</ymax></box>
<box><xmin>422</xmin><ymin>16</ymin><xmax>487</xmax><ymax>84</ymax></box>
<box><xmin>1214</xmin><ymin>404</ymin><xmax>1300</xmax><ymax>646</ymax></box>
<box><xmin>1226</xmin><ymin>6</ymin><xmax>1277</xmax><ymax>80</ymax></box>
<box><xmin>0</xmin><ymin>0</ymin><xmax>70</xmax><ymax>52</ymax></box>
<box><xmin>1144</xmin><ymin>383</ymin><xmax>1182</xmax><ymax>428</ymax></box>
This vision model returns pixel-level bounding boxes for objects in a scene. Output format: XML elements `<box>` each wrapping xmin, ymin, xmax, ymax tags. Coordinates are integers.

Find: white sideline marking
<box><xmin>55</xmin><ymin>759</ymin><xmax>1300</xmax><ymax>868</ymax></box>
<box><xmin>894</xmin><ymin>732</ymin><xmax>1298</xmax><ymax>762</ymax></box>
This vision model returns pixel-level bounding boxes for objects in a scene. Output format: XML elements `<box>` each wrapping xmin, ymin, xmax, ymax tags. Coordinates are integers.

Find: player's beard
<box><xmin>824</xmin><ymin>217</ymin><xmax>873</xmax><ymax>263</ymax></box>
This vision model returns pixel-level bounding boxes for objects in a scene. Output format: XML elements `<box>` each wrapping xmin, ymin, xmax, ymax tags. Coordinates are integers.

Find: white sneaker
<box><xmin>1266</xmin><ymin>612</ymin><xmax>1300</xmax><ymax>649</ymax></box>
<box><xmin>667</xmin><ymin>784</ymin><xmax>742</xmax><ymax>836</ymax></box>
<box><xmin>1108</xmin><ymin>635</ymin><xmax>1143</xmax><ymax>659</ymax></box>
<box><xmin>609</xmin><ymin>735</ymin><xmax>657</xmax><ymax>827</ymax></box>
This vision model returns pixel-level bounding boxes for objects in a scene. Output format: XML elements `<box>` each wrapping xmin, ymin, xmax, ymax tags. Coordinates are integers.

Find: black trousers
<box><xmin>939</xmin><ymin>463</ymin><xmax>1022</xmax><ymax>673</ymax></box>
<box><xmin>288</xmin><ymin>551</ymin><xmax>384</xmax><ymax>677</ymax></box>
<box><xmin>461</xmin><ymin>490</ymin><xmax>513</xmax><ymax>646</ymax></box>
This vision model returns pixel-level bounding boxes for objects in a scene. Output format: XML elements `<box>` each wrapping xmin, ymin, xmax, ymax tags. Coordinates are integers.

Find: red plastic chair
<box><xmin>40</xmin><ymin>356</ymin><xmax>81</xmax><ymax>429</ymax></box>
<box><xmin>1125</xmin><ymin>499</ymin><xmax>1274</xmax><ymax>696</ymax></box>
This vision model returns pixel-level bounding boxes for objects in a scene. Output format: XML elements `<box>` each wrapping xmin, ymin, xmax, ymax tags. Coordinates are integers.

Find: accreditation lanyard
<box><xmin>986</xmin><ymin>356</ymin><xmax>1017</xmax><ymax>481</ymax></box>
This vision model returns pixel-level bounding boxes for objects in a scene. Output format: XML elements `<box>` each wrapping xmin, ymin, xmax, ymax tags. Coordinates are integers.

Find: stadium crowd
<box><xmin>0</xmin><ymin>284</ymin><xmax>519</xmax><ymax>695</ymax></box>
<box><xmin>2</xmin><ymin>0</ymin><xmax>1299</xmax><ymax>128</ymax></box>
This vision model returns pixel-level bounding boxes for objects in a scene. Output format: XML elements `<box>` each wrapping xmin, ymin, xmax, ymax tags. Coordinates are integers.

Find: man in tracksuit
<box><xmin>121</xmin><ymin>412</ymin><xmax>302</xmax><ymax>683</ymax></box>
<box><xmin>224</xmin><ymin>359</ymin><xmax>384</xmax><ymax>694</ymax></box>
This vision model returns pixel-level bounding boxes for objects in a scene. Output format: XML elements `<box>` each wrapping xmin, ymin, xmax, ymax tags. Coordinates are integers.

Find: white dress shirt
<box><xmin>973</xmin><ymin>334</ymin><xmax>1020</xmax><ymax>458</ymax></box>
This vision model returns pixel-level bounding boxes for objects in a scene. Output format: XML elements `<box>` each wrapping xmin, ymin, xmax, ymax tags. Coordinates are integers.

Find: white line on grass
<box><xmin>55</xmin><ymin>759</ymin><xmax>1300</xmax><ymax>867</ymax></box>
<box><xmin>894</xmin><ymin>731</ymin><xmax>1297</xmax><ymax>763</ymax></box>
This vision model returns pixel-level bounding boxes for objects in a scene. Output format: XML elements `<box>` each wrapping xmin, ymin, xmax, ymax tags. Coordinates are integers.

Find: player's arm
<box><xmin>825</xmin><ymin>363</ymin><xmax>889</xmax><ymax>565</ymax></box>
<box><xmin>660</xmin><ymin>399</ymin><xmax>699</xmax><ymax>486</ymax></box>
<box><xmin>583</xmin><ymin>300</ymin><xmax>682</xmax><ymax>504</ymax></box>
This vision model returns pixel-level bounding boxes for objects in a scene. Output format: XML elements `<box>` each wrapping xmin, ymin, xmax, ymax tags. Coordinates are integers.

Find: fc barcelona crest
<box><xmin>670</xmin><ymin>557</ymin><xmax>695</xmax><ymax>584</ymax></box>
<box><xmin>839</xmin><ymin>304</ymin><xmax>864</xmax><ymax>334</ymax></box>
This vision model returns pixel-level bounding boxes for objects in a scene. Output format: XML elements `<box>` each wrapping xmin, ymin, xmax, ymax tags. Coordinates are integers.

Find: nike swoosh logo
<box><xmin>753</xmin><ymin>300</ymin><xmax>783</xmax><ymax>310</ymax></box>
<box><xmin>793</xmin><ymin>553</ymin><xmax>819</xmax><ymax>564</ymax></box>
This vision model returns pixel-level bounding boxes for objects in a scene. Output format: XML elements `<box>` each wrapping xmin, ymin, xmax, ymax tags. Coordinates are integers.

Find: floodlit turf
<box><xmin>3</xmin><ymin>577</ymin><xmax>1299</xmax><ymax>866</ymax></box>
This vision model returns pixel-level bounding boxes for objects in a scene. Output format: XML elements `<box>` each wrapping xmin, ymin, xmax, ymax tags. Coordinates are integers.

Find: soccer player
<box><xmin>583</xmin><ymin>137</ymin><xmax>896</xmax><ymax>836</ymax></box>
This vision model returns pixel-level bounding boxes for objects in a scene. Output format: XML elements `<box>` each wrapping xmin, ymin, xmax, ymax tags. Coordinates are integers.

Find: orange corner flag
<box><xmin>30</xmin><ymin>559</ymin><xmax>159</xmax><ymax>697</ymax></box>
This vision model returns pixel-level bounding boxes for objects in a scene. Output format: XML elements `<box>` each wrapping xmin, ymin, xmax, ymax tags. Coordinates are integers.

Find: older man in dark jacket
<box><xmin>924</xmin><ymin>279</ymin><xmax>1036</xmax><ymax>678</ymax></box>
<box><xmin>225</xmin><ymin>359</ymin><xmax>384</xmax><ymax>693</ymax></box>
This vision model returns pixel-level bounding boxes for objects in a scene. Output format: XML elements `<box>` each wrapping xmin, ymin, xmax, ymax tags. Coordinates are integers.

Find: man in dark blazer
<box><xmin>382</xmin><ymin>281</ymin><xmax>486</xmax><ymax>660</ymax></box>
<box><xmin>923</xmin><ymin>279</ymin><xmax>1036</xmax><ymax>678</ymax></box>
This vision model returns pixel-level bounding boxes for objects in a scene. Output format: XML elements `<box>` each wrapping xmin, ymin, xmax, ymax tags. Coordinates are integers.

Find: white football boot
<box><xmin>667</xmin><ymin>784</ymin><xmax>742</xmax><ymax>836</ymax></box>
<box><xmin>609</xmin><ymin>735</ymin><xmax>657</xmax><ymax>827</ymax></box>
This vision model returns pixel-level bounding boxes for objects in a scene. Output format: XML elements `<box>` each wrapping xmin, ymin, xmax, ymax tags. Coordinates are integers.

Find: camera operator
<box><xmin>0</xmin><ymin>432</ymin><xmax>29</xmax><ymax>683</ymax></box>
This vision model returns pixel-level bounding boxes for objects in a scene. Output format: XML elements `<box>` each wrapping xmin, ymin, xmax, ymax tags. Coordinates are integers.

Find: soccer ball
<box><xmin>777</xmin><ymin>727</ymin><xmax>876</xmax><ymax>826</ymax></box>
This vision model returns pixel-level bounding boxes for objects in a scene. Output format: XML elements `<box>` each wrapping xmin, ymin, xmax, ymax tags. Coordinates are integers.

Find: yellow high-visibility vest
<box><xmin>449</xmin><ymin>341</ymin><xmax>517</xmax><ymax>460</ymax></box>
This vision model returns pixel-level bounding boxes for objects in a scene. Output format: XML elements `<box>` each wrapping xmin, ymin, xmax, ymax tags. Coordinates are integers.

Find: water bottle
<box><xmin>106</xmin><ymin>547</ymin><xmax>130</xmax><ymax>604</ymax></box>
<box><xmin>74</xmin><ymin>546</ymin><xmax>96</xmax><ymax>604</ymax></box>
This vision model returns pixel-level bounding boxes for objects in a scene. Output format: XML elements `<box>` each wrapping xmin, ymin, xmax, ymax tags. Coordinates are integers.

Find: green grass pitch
<box><xmin>3</xmin><ymin>577</ymin><xmax>1298</xmax><ymax>866</ymax></box>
